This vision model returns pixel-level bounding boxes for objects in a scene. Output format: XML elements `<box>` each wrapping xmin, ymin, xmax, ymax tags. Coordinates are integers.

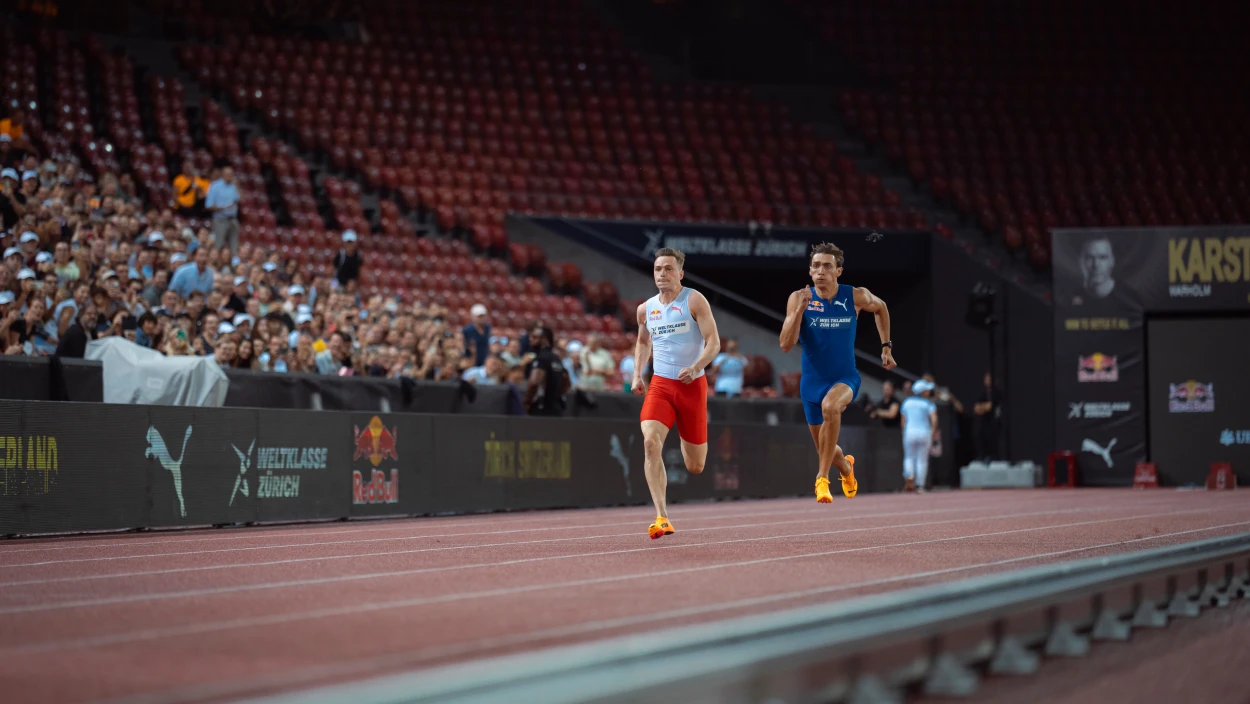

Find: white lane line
<box><xmin>104</xmin><ymin>519</ymin><xmax>1250</xmax><ymax>704</ymax></box>
<box><xmin>1</xmin><ymin>491</ymin><xmax>1122</xmax><ymax>569</ymax></box>
<box><xmin>0</xmin><ymin>489</ymin><xmax>1152</xmax><ymax>557</ymax></box>
<box><xmin>0</xmin><ymin>505</ymin><xmax>1023</xmax><ymax>588</ymax></box>
<box><xmin>0</xmin><ymin>503</ymin><xmax>857</xmax><ymax>568</ymax></box>
<box><xmin>0</xmin><ymin>506</ymin><xmax>1202</xmax><ymax>620</ymax></box>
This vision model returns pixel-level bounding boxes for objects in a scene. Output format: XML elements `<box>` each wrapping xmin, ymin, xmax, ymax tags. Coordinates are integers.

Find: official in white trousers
<box><xmin>900</xmin><ymin>379</ymin><xmax>939</xmax><ymax>492</ymax></box>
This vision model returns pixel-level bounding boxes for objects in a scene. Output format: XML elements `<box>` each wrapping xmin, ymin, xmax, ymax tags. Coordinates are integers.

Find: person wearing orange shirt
<box><xmin>0</xmin><ymin>109</ymin><xmax>33</xmax><ymax>152</ymax></box>
<box><xmin>172</xmin><ymin>160</ymin><xmax>209</xmax><ymax>217</ymax></box>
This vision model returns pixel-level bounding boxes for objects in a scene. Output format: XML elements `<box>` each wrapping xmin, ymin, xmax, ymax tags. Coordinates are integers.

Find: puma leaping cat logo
<box><xmin>1081</xmin><ymin>437</ymin><xmax>1117</xmax><ymax>468</ymax></box>
<box><xmin>146</xmin><ymin>426</ymin><xmax>192</xmax><ymax>517</ymax></box>
<box><xmin>610</xmin><ymin>434</ymin><xmax>633</xmax><ymax>498</ymax></box>
<box><xmin>832</xmin><ymin>299</ymin><xmax>848</xmax><ymax>311</ymax></box>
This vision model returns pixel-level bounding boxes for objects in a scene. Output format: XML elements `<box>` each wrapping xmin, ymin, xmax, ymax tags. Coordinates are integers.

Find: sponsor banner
<box><xmin>1</xmin><ymin>400</ymin><xmax>906</xmax><ymax>535</ymax></box>
<box><xmin>347</xmin><ymin>414</ymin><xmax>434</xmax><ymax>518</ymax></box>
<box><xmin>1053</xmin><ymin>227</ymin><xmax>1250</xmax><ymax>313</ymax></box>
<box><xmin>253</xmin><ymin>411</ymin><xmax>346</xmax><ymax>522</ymax></box>
<box><xmin>0</xmin><ymin>400</ymin><xmax>148</xmax><ymax>534</ymax></box>
<box><xmin>526</xmin><ymin>217</ymin><xmax>932</xmax><ymax>272</ymax></box>
<box><xmin>1067</xmin><ymin>401</ymin><xmax>1133</xmax><ymax>420</ymax></box>
<box><xmin>1147</xmin><ymin>317</ymin><xmax>1250</xmax><ymax>487</ymax></box>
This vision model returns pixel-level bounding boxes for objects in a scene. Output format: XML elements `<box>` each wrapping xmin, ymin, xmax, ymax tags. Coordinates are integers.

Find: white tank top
<box><xmin>645</xmin><ymin>287</ymin><xmax>705</xmax><ymax>380</ymax></box>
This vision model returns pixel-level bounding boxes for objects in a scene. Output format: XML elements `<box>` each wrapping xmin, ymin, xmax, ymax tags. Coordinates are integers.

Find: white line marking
<box><xmin>0</xmin><ymin>505</ymin><xmax>990</xmax><ymax>588</ymax></box>
<box><xmin>0</xmin><ymin>503</ymin><xmax>846</xmax><ymax>568</ymax></box>
<box><xmin>110</xmin><ymin>520</ymin><xmax>1250</xmax><ymax>704</ymax></box>
<box><xmin>0</xmin><ymin>507</ymin><xmax>1226</xmax><ymax>651</ymax></box>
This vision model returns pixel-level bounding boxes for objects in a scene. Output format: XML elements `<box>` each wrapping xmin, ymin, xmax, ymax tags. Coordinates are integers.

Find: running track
<box><xmin>2</xmin><ymin>489</ymin><xmax>1249</xmax><ymax>704</ymax></box>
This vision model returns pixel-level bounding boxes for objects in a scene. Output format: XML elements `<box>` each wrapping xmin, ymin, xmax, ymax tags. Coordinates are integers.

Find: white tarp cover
<box><xmin>85</xmin><ymin>337</ymin><xmax>230</xmax><ymax>406</ymax></box>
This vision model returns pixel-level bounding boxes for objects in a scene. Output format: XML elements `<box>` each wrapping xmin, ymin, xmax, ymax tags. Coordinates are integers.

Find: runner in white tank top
<box><xmin>631</xmin><ymin>248</ymin><xmax>722</xmax><ymax>540</ymax></box>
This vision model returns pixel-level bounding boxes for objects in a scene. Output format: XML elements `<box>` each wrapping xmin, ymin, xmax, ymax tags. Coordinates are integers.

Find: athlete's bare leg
<box><xmin>807</xmin><ymin>428</ymin><xmax>851</xmax><ymax>478</ymax></box>
<box><xmin>679</xmin><ymin>439</ymin><xmax>707</xmax><ymax>475</ymax></box>
<box><xmin>817</xmin><ymin>384</ymin><xmax>855</xmax><ymax>481</ymax></box>
<box><xmin>641</xmin><ymin>420</ymin><xmax>671</xmax><ymax>518</ymax></box>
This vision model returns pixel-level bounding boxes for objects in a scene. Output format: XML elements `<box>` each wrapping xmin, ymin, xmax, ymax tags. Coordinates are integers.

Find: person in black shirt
<box><xmin>333</xmin><ymin>229</ymin><xmax>363</xmax><ymax>287</ymax></box>
<box><xmin>524</xmin><ymin>325</ymin><xmax>570</xmax><ymax>416</ymax></box>
<box><xmin>869</xmin><ymin>380</ymin><xmax>902</xmax><ymax>428</ymax></box>
<box><xmin>973</xmin><ymin>371</ymin><xmax>1002</xmax><ymax>460</ymax></box>
<box><xmin>54</xmin><ymin>304</ymin><xmax>98</xmax><ymax>358</ymax></box>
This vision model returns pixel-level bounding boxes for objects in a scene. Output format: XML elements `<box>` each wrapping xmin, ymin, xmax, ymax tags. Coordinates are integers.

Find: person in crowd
<box><xmin>525</xmin><ymin>325</ymin><xmax>569</xmax><ymax>416</ymax></box>
<box><xmin>462</xmin><ymin>303</ymin><xmax>491</xmax><ymax>366</ymax></box>
<box><xmin>333</xmin><ymin>229</ymin><xmax>362</xmax><ymax>287</ymax></box>
<box><xmin>172</xmin><ymin>160</ymin><xmax>209</xmax><ymax>217</ymax></box>
<box><xmin>973</xmin><ymin>371</ymin><xmax>1002</xmax><ymax>461</ymax></box>
<box><xmin>577</xmin><ymin>333</ymin><xmax>615</xmax><ymax>391</ymax></box>
<box><xmin>169</xmin><ymin>246</ymin><xmax>214</xmax><ymax>299</ymax></box>
<box><xmin>205</xmin><ymin>165</ymin><xmax>240</xmax><ymax>252</ymax></box>
<box><xmin>316</xmin><ymin>330</ymin><xmax>352</xmax><ymax>375</ymax></box>
<box><xmin>900</xmin><ymin>380</ymin><xmax>939</xmax><ymax>493</ymax></box>
<box><xmin>711</xmin><ymin>337</ymin><xmax>747</xmax><ymax>397</ymax></box>
<box><xmin>54</xmin><ymin>304</ymin><xmax>98</xmax><ymax>358</ymax></box>
<box><xmin>868</xmin><ymin>380</ymin><xmax>902</xmax><ymax>427</ymax></box>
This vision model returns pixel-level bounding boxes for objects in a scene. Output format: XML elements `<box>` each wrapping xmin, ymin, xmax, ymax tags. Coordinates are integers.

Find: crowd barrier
<box><xmin>0</xmin><ymin>399</ymin><xmax>904</xmax><ymax>536</ymax></box>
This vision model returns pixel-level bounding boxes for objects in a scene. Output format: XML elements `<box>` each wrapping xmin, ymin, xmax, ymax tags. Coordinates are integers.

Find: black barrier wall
<box><xmin>0</xmin><ymin>400</ymin><xmax>904</xmax><ymax>535</ymax></box>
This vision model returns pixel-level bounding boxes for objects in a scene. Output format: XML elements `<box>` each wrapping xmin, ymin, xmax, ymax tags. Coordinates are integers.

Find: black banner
<box><xmin>1147</xmin><ymin>317</ymin><xmax>1250</xmax><ymax>486</ymax></box>
<box><xmin>527</xmin><ymin>217</ymin><xmax>931</xmax><ymax>272</ymax></box>
<box><xmin>0</xmin><ymin>400</ymin><xmax>906</xmax><ymax>536</ymax></box>
<box><xmin>1053</xmin><ymin>227</ymin><xmax>1250</xmax><ymax>485</ymax></box>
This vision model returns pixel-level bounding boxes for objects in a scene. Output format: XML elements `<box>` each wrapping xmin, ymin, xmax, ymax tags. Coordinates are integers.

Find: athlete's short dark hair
<box><xmin>654</xmin><ymin>247</ymin><xmax>685</xmax><ymax>269</ymax></box>
<box><xmin>810</xmin><ymin>242</ymin><xmax>844</xmax><ymax>267</ymax></box>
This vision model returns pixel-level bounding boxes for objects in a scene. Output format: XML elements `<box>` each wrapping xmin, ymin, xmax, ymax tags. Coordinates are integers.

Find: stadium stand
<box><xmin>788</xmin><ymin>0</ymin><xmax>1250</xmax><ymax>272</ymax></box>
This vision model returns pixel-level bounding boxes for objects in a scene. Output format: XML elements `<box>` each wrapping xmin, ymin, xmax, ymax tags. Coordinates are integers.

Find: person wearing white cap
<box><xmin>333</xmin><ymin>229</ymin><xmax>363</xmax><ymax>287</ymax></box>
<box><xmin>899</xmin><ymin>380</ymin><xmax>939</xmax><ymax>493</ymax></box>
<box><xmin>233</xmin><ymin>313</ymin><xmax>254</xmax><ymax>336</ymax></box>
<box><xmin>18</xmin><ymin>231</ymin><xmax>39</xmax><ymax>264</ymax></box>
<box><xmin>462</xmin><ymin>302</ymin><xmax>492</xmax><ymax>366</ymax></box>
<box><xmin>4</xmin><ymin>246</ymin><xmax>23</xmax><ymax>275</ymax></box>
<box><xmin>283</xmin><ymin>284</ymin><xmax>306</xmax><ymax>315</ymax></box>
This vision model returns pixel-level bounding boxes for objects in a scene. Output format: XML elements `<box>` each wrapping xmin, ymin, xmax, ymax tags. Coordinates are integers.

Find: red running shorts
<box><xmin>640</xmin><ymin>374</ymin><xmax>708</xmax><ymax>444</ymax></box>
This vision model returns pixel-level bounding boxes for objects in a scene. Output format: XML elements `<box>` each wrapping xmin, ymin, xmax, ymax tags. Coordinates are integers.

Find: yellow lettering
<box><xmin>25</xmin><ymin>437</ymin><xmax>34</xmax><ymax>470</ymax></box>
<box><xmin>47</xmin><ymin>437</ymin><xmax>57</xmax><ymax>471</ymax></box>
<box><xmin>2</xmin><ymin>437</ymin><xmax>13</xmax><ymax>469</ymax></box>
<box><xmin>1205</xmin><ymin>238</ymin><xmax>1225</xmax><ymax>282</ymax></box>
<box><xmin>484</xmin><ymin>433</ymin><xmax>515</xmax><ymax>478</ymax></box>
<box><xmin>1065</xmin><ymin>319</ymin><xmax>1079</xmax><ymax>330</ymax></box>
<box><xmin>1242</xmin><ymin>238</ymin><xmax>1250</xmax><ymax>281</ymax></box>
<box><xmin>1226</xmin><ymin>238</ymin><xmax>1244</xmax><ymax>282</ymax></box>
<box><xmin>1186</xmin><ymin>239</ymin><xmax>1207</xmax><ymax>283</ymax></box>
<box><xmin>1169</xmin><ymin>238</ymin><xmax>1188</xmax><ymax>283</ymax></box>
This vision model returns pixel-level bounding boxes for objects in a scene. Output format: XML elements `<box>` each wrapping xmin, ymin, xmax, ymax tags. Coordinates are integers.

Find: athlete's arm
<box><xmin>779</xmin><ymin>289</ymin><xmax>810</xmax><ymax>353</ymax></box>
<box><xmin>678</xmin><ymin>291</ymin><xmax>721</xmax><ymax>383</ymax></box>
<box><xmin>854</xmin><ymin>286</ymin><xmax>896</xmax><ymax>370</ymax></box>
<box><xmin>929</xmin><ymin>408</ymin><xmax>939</xmax><ymax>438</ymax></box>
<box><xmin>631</xmin><ymin>303</ymin><xmax>652</xmax><ymax>395</ymax></box>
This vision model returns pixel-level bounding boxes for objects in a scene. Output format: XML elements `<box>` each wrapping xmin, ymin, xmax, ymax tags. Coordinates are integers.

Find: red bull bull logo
<box><xmin>353</xmin><ymin>469</ymin><xmax>399</xmax><ymax>504</ymax></box>
<box><xmin>1168</xmin><ymin>380</ymin><xmax>1215</xmax><ymax>413</ymax></box>
<box><xmin>1077</xmin><ymin>353</ymin><xmax>1118</xmax><ymax>382</ymax></box>
<box><xmin>353</xmin><ymin>416</ymin><xmax>399</xmax><ymax>467</ymax></box>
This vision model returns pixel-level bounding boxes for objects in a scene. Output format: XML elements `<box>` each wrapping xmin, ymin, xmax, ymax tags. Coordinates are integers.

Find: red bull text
<box><xmin>353</xmin><ymin>468</ymin><xmax>399</xmax><ymax>504</ymax></box>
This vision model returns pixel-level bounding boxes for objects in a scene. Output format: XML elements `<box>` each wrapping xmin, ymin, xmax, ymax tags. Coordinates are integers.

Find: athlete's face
<box><xmin>809</xmin><ymin>253</ymin><xmax>842</xmax><ymax>286</ymax></box>
<box><xmin>653</xmin><ymin>256</ymin><xmax>683</xmax><ymax>291</ymax></box>
<box><xmin>1080</xmin><ymin>239</ymin><xmax>1115</xmax><ymax>287</ymax></box>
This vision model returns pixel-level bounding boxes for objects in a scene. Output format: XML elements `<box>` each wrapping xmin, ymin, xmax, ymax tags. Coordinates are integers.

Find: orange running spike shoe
<box><xmin>841</xmin><ymin>455</ymin><xmax>858</xmax><ymax>498</ymax></box>
<box><xmin>815</xmin><ymin>476</ymin><xmax>834</xmax><ymax>503</ymax></box>
<box><xmin>648</xmin><ymin>516</ymin><xmax>675</xmax><ymax>540</ymax></box>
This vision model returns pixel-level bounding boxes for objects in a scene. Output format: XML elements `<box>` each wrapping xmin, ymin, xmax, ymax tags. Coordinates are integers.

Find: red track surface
<box><xmin>2</xmin><ymin>489</ymin><xmax>1249</xmax><ymax>704</ymax></box>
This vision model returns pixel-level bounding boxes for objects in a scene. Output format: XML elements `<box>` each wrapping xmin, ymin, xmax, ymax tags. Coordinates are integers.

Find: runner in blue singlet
<box><xmin>780</xmin><ymin>242</ymin><xmax>896</xmax><ymax>503</ymax></box>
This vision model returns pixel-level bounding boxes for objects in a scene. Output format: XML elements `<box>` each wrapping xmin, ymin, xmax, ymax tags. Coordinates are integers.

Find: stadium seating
<box><xmin>788</xmin><ymin>0</ymin><xmax>1250</xmax><ymax>272</ymax></box>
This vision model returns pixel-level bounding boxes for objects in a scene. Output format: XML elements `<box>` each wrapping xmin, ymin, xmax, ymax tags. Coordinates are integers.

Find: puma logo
<box><xmin>1081</xmin><ymin>437</ymin><xmax>1117</xmax><ymax>468</ymax></box>
<box><xmin>145</xmin><ymin>426</ymin><xmax>193</xmax><ymax>517</ymax></box>
<box><xmin>610</xmin><ymin>434</ymin><xmax>633</xmax><ymax>498</ymax></box>
<box><xmin>832</xmin><ymin>299</ymin><xmax>848</xmax><ymax>311</ymax></box>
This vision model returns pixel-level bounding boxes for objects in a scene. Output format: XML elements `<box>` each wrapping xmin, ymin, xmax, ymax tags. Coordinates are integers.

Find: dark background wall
<box><xmin>929</xmin><ymin>240</ymin><xmax>1054</xmax><ymax>465</ymax></box>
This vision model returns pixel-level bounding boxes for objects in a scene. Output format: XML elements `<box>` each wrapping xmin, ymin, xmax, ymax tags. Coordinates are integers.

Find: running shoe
<box><xmin>815</xmin><ymin>476</ymin><xmax>834</xmax><ymax>503</ymax></box>
<box><xmin>841</xmin><ymin>455</ymin><xmax>858</xmax><ymax>498</ymax></box>
<box><xmin>648</xmin><ymin>516</ymin><xmax>675</xmax><ymax>539</ymax></box>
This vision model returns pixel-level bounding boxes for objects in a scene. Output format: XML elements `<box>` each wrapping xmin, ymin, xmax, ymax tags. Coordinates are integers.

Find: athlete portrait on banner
<box><xmin>1072</xmin><ymin>235</ymin><xmax>1117</xmax><ymax>305</ymax></box>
